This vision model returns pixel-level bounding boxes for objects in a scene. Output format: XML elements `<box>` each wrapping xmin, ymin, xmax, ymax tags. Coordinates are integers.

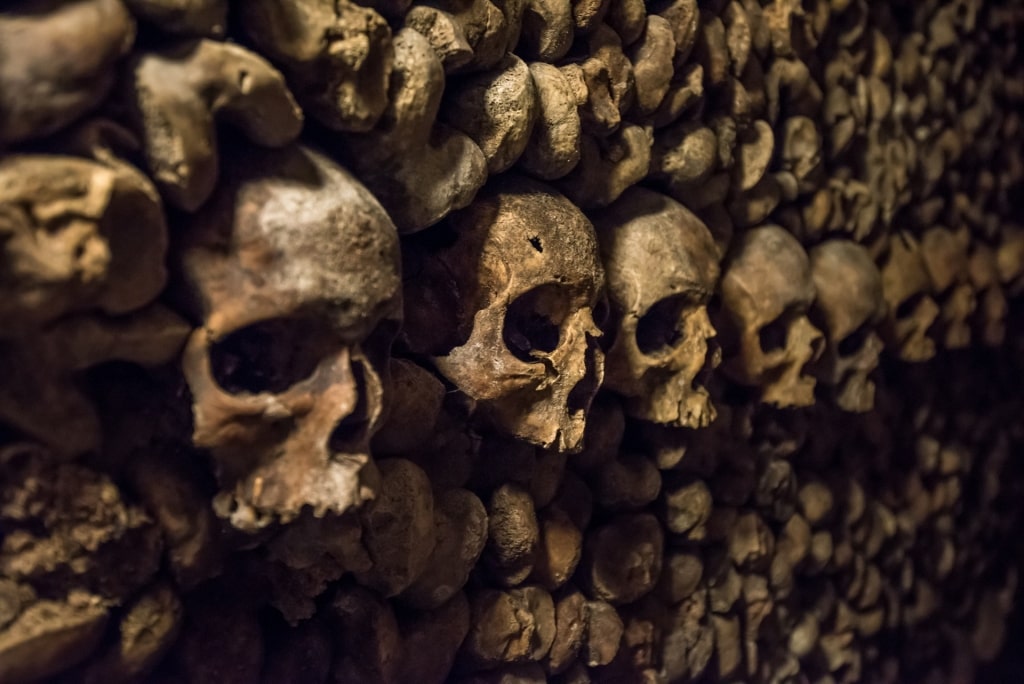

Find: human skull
<box><xmin>594</xmin><ymin>187</ymin><xmax>721</xmax><ymax>428</ymax></box>
<box><xmin>807</xmin><ymin>240</ymin><xmax>885</xmax><ymax>413</ymax></box>
<box><xmin>402</xmin><ymin>174</ymin><xmax>604</xmax><ymax>453</ymax></box>
<box><xmin>878</xmin><ymin>232</ymin><xmax>940</xmax><ymax>362</ymax></box>
<box><xmin>920</xmin><ymin>226</ymin><xmax>975</xmax><ymax>349</ymax></box>
<box><xmin>177</xmin><ymin>145</ymin><xmax>401</xmax><ymax>532</ymax></box>
<box><xmin>717</xmin><ymin>225</ymin><xmax>824</xmax><ymax>408</ymax></box>
<box><xmin>0</xmin><ymin>154</ymin><xmax>167</xmax><ymax>335</ymax></box>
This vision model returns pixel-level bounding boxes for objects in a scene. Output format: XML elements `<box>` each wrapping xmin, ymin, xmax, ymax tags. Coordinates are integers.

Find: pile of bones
<box><xmin>2</xmin><ymin>0</ymin><xmax>1024</xmax><ymax>682</ymax></box>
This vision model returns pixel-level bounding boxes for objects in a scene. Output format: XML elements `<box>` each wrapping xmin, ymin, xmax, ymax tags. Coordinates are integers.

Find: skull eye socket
<box><xmin>896</xmin><ymin>292</ymin><xmax>925</xmax><ymax>319</ymax></box>
<box><xmin>838</xmin><ymin>322</ymin><xmax>872</xmax><ymax>356</ymax></box>
<box><xmin>209</xmin><ymin>317</ymin><xmax>335</xmax><ymax>395</ymax></box>
<box><xmin>503</xmin><ymin>285</ymin><xmax>568</xmax><ymax>362</ymax></box>
<box><xmin>759</xmin><ymin>317</ymin><xmax>789</xmax><ymax>353</ymax></box>
<box><xmin>635</xmin><ymin>294</ymin><xmax>696</xmax><ymax>355</ymax></box>
<box><xmin>759</xmin><ymin>307</ymin><xmax>804</xmax><ymax>354</ymax></box>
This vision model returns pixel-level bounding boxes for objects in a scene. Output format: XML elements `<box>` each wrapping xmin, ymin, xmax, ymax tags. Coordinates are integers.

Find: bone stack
<box><xmin>1</xmin><ymin>0</ymin><xmax>1024</xmax><ymax>682</ymax></box>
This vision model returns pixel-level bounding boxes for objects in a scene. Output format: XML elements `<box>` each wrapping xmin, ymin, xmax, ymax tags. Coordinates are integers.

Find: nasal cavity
<box><xmin>566</xmin><ymin>342</ymin><xmax>600</xmax><ymax>415</ymax></box>
<box><xmin>328</xmin><ymin>364</ymin><xmax>370</xmax><ymax>452</ymax></box>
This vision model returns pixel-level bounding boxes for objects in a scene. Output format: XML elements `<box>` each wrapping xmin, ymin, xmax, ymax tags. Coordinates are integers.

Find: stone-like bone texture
<box><xmin>177</xmin><ymin>144</ymin><xmax>401</xmax><ymax>531</ymax></box>
<box><xmin>403</xmin><ymin>174</ymin><xmax>605</xmax><ymax>453</ymax></box>
<box><xmin>595</xmin><ymin>187</ymin><xmax>721</xmax><ymax>428</ymax></box>
<box><xmin>1</xmin><ymin>0</ymin><xmax>1024</xmax><ymax>682</ymax></box>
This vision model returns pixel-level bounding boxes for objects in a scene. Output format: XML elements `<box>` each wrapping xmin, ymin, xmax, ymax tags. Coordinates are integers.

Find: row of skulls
<box><xmin>0</xmin><ymin>0</ymin><xmax>1018</xmax><ymax>544</ymax></box>
<box><xmin>161</xmin><ymin>141</ymin><xmax>987</xmax><ymax>534</ymax></box>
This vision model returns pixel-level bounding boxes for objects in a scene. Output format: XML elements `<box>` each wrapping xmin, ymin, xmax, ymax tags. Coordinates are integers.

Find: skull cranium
<box><xmin>402</xmin><ymin>174</ymin><xmax>605</xmax><ymax>452</ymax></box>
<box><xmin>594</xmin><ymin>187</ymin><xmax>721</xmax><ymax>428</ymax></box>
<box><xmin>717</xmin><ymin>225</ymin><xmax>824</xmax><ymax>407</ymax></box>
<box><xmin>807</xmin><ymin>239</ymin><xmax>885</xmax><ymax>412</ymax></box>
<box><xmin>178</xmin><ymin>145</ymin><xmax>401</xmax><ymax>532</ymax></box>
<box><xmin>878</xmin><ymin>231</ymin><xmax>940</xmax><ymax>362</ymax></box>
<box><xmin>238</xmin><ymin>0</ymin><xmax>393</xmax><ymax>132</ymax></box>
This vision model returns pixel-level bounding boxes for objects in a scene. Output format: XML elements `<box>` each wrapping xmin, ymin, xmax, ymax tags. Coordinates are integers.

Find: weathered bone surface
<box><xmin>717</xmin><ymin>225</ymin><xmax>824</xmax><ymax>407</ymax></box>
<box><xmin>0</xmin><ymin>442</ymin><xmax>162</xmax><ymax>683</ymax></box>
<box><xmin>334</xmin><ymin>28</ymin><xmax>488</xmax><ymax>233</ymax></box>
<box><xmin>123</xmin><ymin>39</ymin><xmax>303</xmax><ymax>212</ymax></box>
<box><xmin>595</xmin><ymin>187</ymin><xmax>721</xmax><ymax>428</ymax></box>
<box><xmin>808</xmin><ymin>239</ymin><xmax>886</xmax><ymax>412</ymax></box>
<box><xmin>177</xmin><ymin>144</ymin><xmax>401</xmax><ymax>531</ymax></box>
<box><xmin>238</xmin><ymin>0</ymin><xmax>393</xmax><ymax>132</ymax></box>
<box><xmin>2</xmin><ymin>0</ymin><xmax>1024</xmax><ymax>682</ymax></box>
<box><xmin>443</xmin><ymin>53</ymin><xmax>538</xmax><ymax>174</ymax></box>
<box><xmin>518</xmin><ymin>62</ymin><xmax>583</xmax><ymax>179</ymax></box>
<box><xmin>0</xmin><ymin>154</ymin><xmax>168</xmax><ymax>333</ymax></box>
<box><xmin>403</xmin><ymin>174</ymin><xmax>605</xmax><ymax>452</ymax></box>
<box><xmin>879</xmin><ymin>232</ymin><xmax>941</xmax><ymax>362</ymax></box>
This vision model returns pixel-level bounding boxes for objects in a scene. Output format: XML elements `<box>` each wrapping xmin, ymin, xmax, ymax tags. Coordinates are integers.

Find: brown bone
<box><xmin>239</xmin><ymin>0</ymin><xmax>393</xmax><ymax>132</ymax></box>
<box><xmin>0</xmin><ymin>0</ymin><xmax>135</xmax><ymax>146</ymax></box>
<box><xmin>123</xmin><ymin>40</ymin><xmax>303</xmax><ymax>212</ymax></box>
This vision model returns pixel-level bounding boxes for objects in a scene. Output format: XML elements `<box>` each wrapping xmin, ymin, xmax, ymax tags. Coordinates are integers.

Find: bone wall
<box><xmin>1</xmin><ymin>0</ymin><xmax>1024</xmax><ymax>682</ymax></box>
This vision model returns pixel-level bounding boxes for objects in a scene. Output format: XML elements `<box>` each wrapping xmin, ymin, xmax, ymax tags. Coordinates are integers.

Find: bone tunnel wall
<box><xmin>1</xmin><ymin>0</ymin><xmax>1024</xmax><ymax>682</ymax></box>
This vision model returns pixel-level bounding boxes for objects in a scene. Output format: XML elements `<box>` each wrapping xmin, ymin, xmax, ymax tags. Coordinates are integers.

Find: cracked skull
<box><xmin>717</xmin><ymin>225</ymin><xmax>824</xmax><ymax>408</ymax></box>
<box><xmin>594</xmin><ymin>187</ymin><xmax>721</xmax><ymax>429</ymax></box>
<box><xmin>403</xmin><ymin>174</ymin><xmax>604</xmax><ymax>453</ymax></box>
<box><xmin>808</xmin><ymin>239</ymin><xmax>886</xmax><ymax>413</ymax></box>
<box><xmin>178</xmin><ymin>145</ymin><xmax>401</xmax><ymax>532</ymax></box>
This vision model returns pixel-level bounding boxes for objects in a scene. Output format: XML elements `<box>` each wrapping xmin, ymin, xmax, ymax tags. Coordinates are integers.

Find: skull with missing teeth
<box><xmin>594</xmin><ymin>187</ymin><xmax>721</xmax><ymax>428</ymax></box>
<box><xmin>808</xmin><ymin>239</ymin><xmax>886</xmax><ymax>413</ymax></box>
<box><xmin>178</xmin><ymin>145</ymin><xmax>401</xmax><ymax>532</ymax></box>
<box><xmin>403</xmin><ymin>175</ymin><xmax>605</xmax><ymax>452</ymax></box>
<box><xmin>717</xmin><ymin>225</ymin><xmax>824</xmax><ymax>408</ymax></box>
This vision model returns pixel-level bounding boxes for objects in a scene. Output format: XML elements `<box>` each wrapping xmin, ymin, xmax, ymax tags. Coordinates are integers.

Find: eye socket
<box><xmin>503</xmin><ymin>285</ymin><xmax>567</xmax><ymax>362</ymax></box>
<box><xmin>838</xmin><ymin>323</ymin><xmax>873</xmax><ymax>356</ymax></box>
<box><xmin>759</xmin><ymin>316</ymin><xmax>790</xmax><ymax>353</ymax></box>
<box><xmin>635</xmin><ymin>294</ymin><xmax>697</xmax><ymax>356</ymax></box>
<box><xmin>896</xmin><ymin>293</ymin><xmax>925</xmax><ymax>319</ymax></box>
<box><xmin>209</xmin><ymin>317</ymin><xmax>335</xmax><ymax>395</ymax></box>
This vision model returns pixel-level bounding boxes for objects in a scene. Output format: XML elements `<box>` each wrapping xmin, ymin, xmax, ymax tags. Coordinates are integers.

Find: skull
<box><xmin>178</xmin><ymin>145</ymin><xmax>401</xmax><ymax>532</ymax></box>
<box><xmin>594</xmin><ymin>187</ymin><xmax>721</xmax><ymax>429</ymax></box>
<box><xmin>402</xmin><ymin>174</ymin><xmax>604</xmax><ymax>452</ymax></box>
<box><xmin>717</xmin><ymin>225</ymin><xmax>824</xmax><ymax>408</ymax></box>
<box><xmin>877</xmin><ymin>232</ymin><xmax>940</xmax><ymax>362</ymax></box>
<box><xmin>807</xmin><ymin>239</ymin><xmax>885</xmax><ymax>413</ymax></box>
<box><xmin>919</xmin><ymin>226</ymin><xmax>976</xmax><ymax>349</ymax></box>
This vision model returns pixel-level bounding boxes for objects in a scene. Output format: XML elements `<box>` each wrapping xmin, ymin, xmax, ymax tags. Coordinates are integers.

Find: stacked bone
<box><xmin>2</xmin><ymin>0</ymin><xmax>1024</xmax><ymax>683</ymax></box>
